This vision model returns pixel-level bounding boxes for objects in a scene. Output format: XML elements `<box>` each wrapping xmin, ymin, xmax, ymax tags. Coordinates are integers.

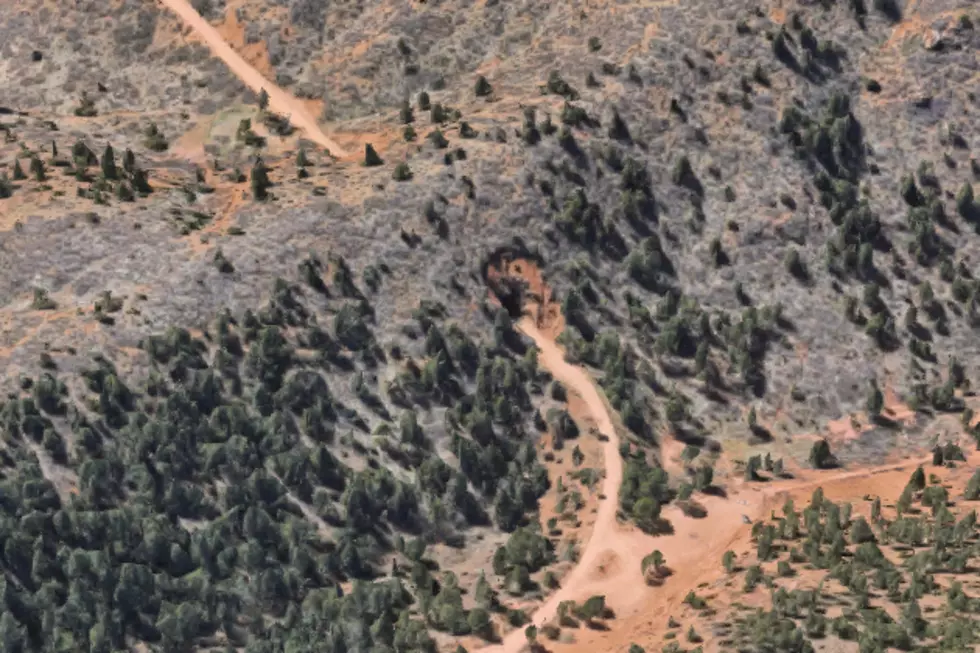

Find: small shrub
<box><xmin>393</xmin><ymin>162</ymin><xmax>413</xmax><ymax>181</ymax></box>
<box><xmin>143</xmin><ymin>123</ymin><xmax>169</xmax><ymax>151</ymax></box>
<box><xmin>213</xmin><ymin>248</ymin><xmax>234</xmax><ymax>273</ymax></box>
<box><xmin>32</xmin><ymin>288</ymin><xmax>57</xmax><ymax>310</ymax></box>
<box><xmin>73</xmin><ymin>92</ymin><xmax>97</xmax><ymax>117</ymax></box>
<box><xmin>474</xmin><ymin>75</ymin><xmax>493</xmax><ymax>97</ymax></box>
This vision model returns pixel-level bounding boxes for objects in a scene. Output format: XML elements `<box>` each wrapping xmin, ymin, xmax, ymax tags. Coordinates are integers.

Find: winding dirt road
<box><xmin>156</xmin><ymin>0</ymin><xmax>348</xmax><ymax>157</ymax></box>
<box><xmin>486</xmin><ymin>317</ymin><xmax>937</xmax><ymax>653</ymax></box>
<box><xmin>484</xmin><ymin>318</ymin><xmax>754</xmax><ymax>653</ymax></box>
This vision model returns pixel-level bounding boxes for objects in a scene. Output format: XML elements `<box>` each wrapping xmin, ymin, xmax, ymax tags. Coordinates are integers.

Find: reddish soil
<box><xmin>156</xmin><ymin>0</ymin><xmax>348</xmax><ymax>156</ymax></box>
<box><xmin>477</xmin><ymin>261</ymin><xmax>951</xmax><ymax>653</ymax></box>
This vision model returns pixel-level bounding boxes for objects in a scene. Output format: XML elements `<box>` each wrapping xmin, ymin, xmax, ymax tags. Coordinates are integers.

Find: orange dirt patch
<box><xmin>157</xmin><ymin>0</ymin><xmax>348</xmax><ymax>156</ymax></box>
<box><xmin>882</xmin><ymin>383</ymin><xmax>916</xmax><ymax>424</ymax></box>
<box><xmin>171</xmin><ymin>118</ymin><xmax>211</xmax><ymax>165</ymax></box>
<box><xmin>212</xmin><ymin>5</ymin><xmax>276</xmax><ymax>80</ymax></box>
<box><xmin>486</xmin><ymin>257</ymin><xmax>565</xmax><ymax>339</ymax></box>
<box><xmin>588</xmin><ymin>549</ymin><xmax>624</xmax><ymax>583</ymax></box>
<box><xmin>826</xmin><ymin>411</ymin><xmax>874</xmax><ymax>444</ymax></box>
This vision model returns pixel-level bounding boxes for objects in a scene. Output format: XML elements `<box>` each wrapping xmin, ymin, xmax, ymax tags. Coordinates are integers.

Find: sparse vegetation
<box><xmin>3</xmin><ymin>2</ymin><xmax>980</xmax><ymax>653</ymax></box>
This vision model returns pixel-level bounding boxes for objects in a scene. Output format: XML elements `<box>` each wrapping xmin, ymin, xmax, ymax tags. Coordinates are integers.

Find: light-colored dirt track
<box><xmin>481</xmin><ymin>317</ymin><xmax>940</xmax><ymax>653</ymax></box>
<box><xmin>488</xmin><ymin>318</ymin><xmax>757</xmax><ymax>653</ymax></box>
<box><xmin>156</xmin><ymin>0</ymin><xmax>348</xmax><ymax>157</ymax></box>
<box><xmin>488</xmin><ymin>317</ymin><xmax>628</xmax><ymax>648</ymax></box>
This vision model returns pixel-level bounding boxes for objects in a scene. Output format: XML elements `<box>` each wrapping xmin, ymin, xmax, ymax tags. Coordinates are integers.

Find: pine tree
<box><xmin>474</xmin><ymin>571</ymin><xmax>496</xmax><ymax>609</ymax></box>
<box><xmin>399</xmin><ymin>100</ymin><xmax>415</xmax><ymax>124</ymax></box>
<box><xmin>364</xmin><ymin>144</ymin><xmax>383</xmax><ymax>167</ymax></box>
<box><xmin>956</xmin><ymin>183</ymin><xmax>975</xmax><ymax>218</ymax></box>
<box><xmin>258</xmin><ymin>88</ymin><xmax>270</xmax><ymax>111</ymax></box>
<box><xmin>73</xmin><ymin>155</ymin><xmax>88</xmax><ymax>181</ymax></box>
<box><xmin>808</xmin><ymin>439</ymin><xmax>835</xmax><ymax>469</ymax></box>
<box><xmin>131</xmin><ymin>167</ymin><xmax>152</xmax><ymax>194</ymax></box>
<box><xmin>866</xmin><ymin>380</ymin><xmax>883</xmax><ymax>418</ymax></box>
<box><xmin>100</xmin><ymin>144</ymin><xmax>117</xmax><ymax>180</ymax></box>
<box><xmin>965</xmin><ymin>470</ymin><xmax>980</xmax><ymax>500</ymax></box>
<box><xmin>116</xmin><ymin>181</ymin><xmax>134</xmax><ymax>202</ymax></box>
<box><xmin>474</xmin><ymin>75</ymin><xmax>493</xmax><ymax>97</ymax></box>
<box><xmin>122</xmin><ymin>148</ymin><xmax>136</xmax><ymax>174</ymax></box>
<box><xmin>250</xmin><ymin>157</ymin><xmax>272</xmax><ymax>200</ymax></box>
<box><xmin>12</xmin><ymin>159</ymin><xmax>25</xmax><ymax>181</ymax></box>
<box><xmin>29</xmin><ymin>156</ymin><xmax>45</xmax><ymax>182</ymax></box>
<box><xmin>722</xmin><ymin>550</ymin><xmax>736</xmax><ymax>573</ymax></box>
<box><xmin>909</xmin><ymin>465</ymin><xmax>926</xmax><ymax>491</ymax></box>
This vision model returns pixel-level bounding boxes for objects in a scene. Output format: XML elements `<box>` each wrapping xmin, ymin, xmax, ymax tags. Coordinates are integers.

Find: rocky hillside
<box><xmin>1</xmin><ymin>0</ymin><xmax>979</xmax><ymax>652</ymax></box>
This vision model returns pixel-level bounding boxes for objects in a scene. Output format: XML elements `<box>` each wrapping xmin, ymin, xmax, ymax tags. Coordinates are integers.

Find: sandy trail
<box><xmin>156</xmin><ymin>0</ymin><xmax>348</xmax><ymax>157</ymax></box>
<box><xmin>772</xmin><ymin>455</ymin><xmax>931</xmax><ymax>495</ymax></box>
<box><xmin>478</xmin><ymin>317</ymin><xmax>629</xmax><ymax>653</ymax></box>
<box><xmin>477</xmin><ymin>317</ymin><xmax>939</xmax><ymax>653</ymax></box>
<box><xmin>490</xmin><ymin>319</ymin><xmax>751</xmax><ymax>653</ymax></box>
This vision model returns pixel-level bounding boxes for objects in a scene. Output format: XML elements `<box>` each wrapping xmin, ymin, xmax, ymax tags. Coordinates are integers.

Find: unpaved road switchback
<box><xmin>156</xmin><ymin>0</ymin><xmax>348</xmax><ymax>157</ymax></box>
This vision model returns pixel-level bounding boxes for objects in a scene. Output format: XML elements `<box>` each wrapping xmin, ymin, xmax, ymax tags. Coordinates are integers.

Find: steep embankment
<box><xmin>156</xmin><ymin>0</ymin><xmax>348</xmax><ymax>156</ymax></box>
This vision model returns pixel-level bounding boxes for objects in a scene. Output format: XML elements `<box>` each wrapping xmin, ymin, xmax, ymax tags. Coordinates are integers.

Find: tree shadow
<box><xmin>701</xmin><ymin>485</ymin><xmax>728</xmax><ymax>498</ymax></box>
<box><xmin>749</xmin><ymin>424</ymin><xmax>773</xmax><ymax>442</ymax></box>
<box><xmin>641</xmin><ymin>517</ymin><xmax>675</xmax><ymax>536</ymax></box>
<box><xmin>870</xmin><ymin>414</ymin><xmax>900</xmax><ymax>430</ymax></box>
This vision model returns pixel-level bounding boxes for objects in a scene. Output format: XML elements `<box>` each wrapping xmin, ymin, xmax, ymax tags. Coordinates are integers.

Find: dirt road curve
<box><xmin>156</xmin><ymin>0</ymin><xmax>348</xmax><ymax>157</ymax></box>
<box><xmin>489</xmin><ymin>317</ymin><xmax>935</xmax><ymax>653</ymax></box>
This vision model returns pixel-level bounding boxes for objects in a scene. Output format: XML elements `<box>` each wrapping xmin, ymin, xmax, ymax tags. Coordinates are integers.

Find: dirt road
<box><xmin>479</xmin><ymin>317</ymin><xmax>628</xmax><ymax>653</ymax></box>
<box><xmin>484</xmin><ymin>319</ymin><xmax>750</xmax><ymax>653</ymax></box>
<box><xmin>477</xmin><ymin>317</ymin><xmax>937</xmax><ymax>653</ymax></box>
<box><xmin>156</xmin><ymin>0</ymin><xmax>348</xmax><ymax>157</ymax></box>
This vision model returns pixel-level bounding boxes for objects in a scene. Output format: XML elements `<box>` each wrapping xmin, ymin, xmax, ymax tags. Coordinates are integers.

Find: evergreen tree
<box><xmin>400</xmin><ymin>100</ymin><xmax>415</xmax><ymax>124</ymax></box>
<box><xmin>250</xmin><ymin>158</ymin><xmax>272</xmax><ymax>200</ymax></box>
<box><xmin>1</xmin><ymin>173</ymin><xmax>14</xmax><ymax>199</ymax></box>
<box><xmin>100</xmin><ymin>144</ymin><xmax>117</xmax><ymax>180</ymax></box>
<box><xmin>30</xmin><ymin>156</ymin><xmax>45</xmax><ymax>182</ymax></box>
<box><xmin>122</xmin><ymin>148</ymin><xmax>136</xmax><ymax>174</ymax></box>
<box><xmin>131</xmin><ymin>167</ymin><xmax>152</xmax><ymax>194</ymax></box>
<box><xmin>866</xmin><ymin>380</ymin><xmax>883</xmax><ymax>419</ymax></box>
<box><xmin>364</xmin><ymin>144</ymin><xmax>384</xmax><ymax>167</ymax></box>
<box><xmin>722</xmin><ymin>550</ymin><xmax>736</xmax><ymax>573</ymax></box>
<box><xmin>474</xmin><ymin>75</ymin><xmax>493</xmax><ymax>97</ymax></box>
<box><xmin>808</xmin><ymin>439</ymin><xmax>836</xmax><ymax>469</ymax></box>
